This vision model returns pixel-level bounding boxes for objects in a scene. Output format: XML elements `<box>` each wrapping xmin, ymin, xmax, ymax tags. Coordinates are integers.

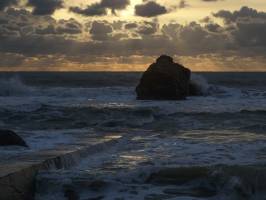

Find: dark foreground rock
<box><xmin>0</xmin><ymin>129</ymin><xmax>28</xmax><ymax>147</ymax></box>
<box><xmin>136</xmin><ymin>55</ymin><xmax>191</xmax><ymax>100</ymax></box>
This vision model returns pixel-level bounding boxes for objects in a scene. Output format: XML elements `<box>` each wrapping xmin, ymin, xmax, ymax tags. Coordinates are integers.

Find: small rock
<box><xmin>0</xmin><ymin>129</ymin><xmax>28</xmax><ymax>147</ymax></box>
<box><xmin>147</xmin><ymin>167</ymin><xmax>209</xmax><ymax>185</ymax></box>
<box><xmin>64</xmin><ymin>186</ymin><xmax>80</xmax><ymax>200</ymax></box>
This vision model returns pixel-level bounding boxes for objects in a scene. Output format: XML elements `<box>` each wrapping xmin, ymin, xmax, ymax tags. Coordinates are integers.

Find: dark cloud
<box><xmin>137</xmin><ymin>21</ymin><xmax>158</xmax><ymax>35</ymax></box>
<box><xmin>56</xmin><ymin>19</ymin><xmax>82</xmax><ymax>34</ymax></box>
<box><xmin>0</xmin><ymin>9</ymin><xmax>171</xmax><ymax>61</ymax></box>
<box><xmin>69</xmin><ymin>3</ymin><xmax>107</xmax><ymax>16</ymax></box>
<box><xmin>213</xmin><ymin>6</ymin><xmax>266</xmax><ymax>23</ymax></box>
<box><xmin>112</xmin><ymin>21</ymin><xmax>125</xmax><ymax>30</ymax></box>
<box><xmin>70</xmin><ymin>0</ymin><xmax>130</xmax><ymax>16</ymax></box>
<box><xmin>205</xmin><ymin>23</ymin><xmax>221</xmax><ymax>32</ymax></box>
<box><xmin>212</xmin><ymin>6</ymin><xmax>266</xmax><ymax>49</ymax></box>
<box><xmin>101</xmin><ymin>0</ymin><xmax>130</xmax><ymax>13</ymax></box>
<box><xmin>233</xmin><ymin>22</ymin><xmax>266</xmax><ymax>47</ymax></box>
<box><xmin>135</xmin><ymin>1</ymin><xmax>167</xmax><ymax>17</ymax></box>
<box><xmin>36</xmin><ymin>23</ymin><xmax>81</xmax><ymax>35</ymax></box>
<box><xmin>35</xmin><ymin>25</ymin><xmax>56</xmax><ymax>35</ymax></box>
<box><xmin>0</xmin><ymin>8</ymin><xmax>82</xmax><ymax>38</ymax></box>
<box><xmin>89</xmin><ymin>21</ymin><xmax>113</xmax><ymax>41</ymax></box>
<box><xmin>0</xmin><ymin>16</ymin><xmax>226</xmax><ymax>60</ymax></box>
<box><xmin>27</xmin><ymin>0</ymin><xmax>63</xmax><ymax>15</ymax></box>
<box><xmin>121</xmin><ymin>20</ymin><xmax>160</xmax><ymax>37</ymax></box>
<box><xmin>171</xmin><ymin>22</ymin><xmax>229</xmax><ymax>54</ymax></box>
<box><xmin>0</xmin><ymin>0</ymin><xmax>18</xmax><ymax>11</ymax></box>
<box><xmin>125</xmin><ymin>22</ymin><xmax>138</xmax><ymax>29</ymax></box>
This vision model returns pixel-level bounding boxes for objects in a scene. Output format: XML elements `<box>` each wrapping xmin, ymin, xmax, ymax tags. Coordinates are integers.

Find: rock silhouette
<box><xmin>0</xmin><ymin>129</ymin><xmax>28</xmax><ymax>147</ymax></box>
<box><xmin>136</xmin><ymin>55</ymin><xmax>191</xmax><ymax>100</ymax></box>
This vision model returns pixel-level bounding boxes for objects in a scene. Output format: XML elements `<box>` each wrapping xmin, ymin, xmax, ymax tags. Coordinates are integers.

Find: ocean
<box><xmin>1</xmin><ymin>72</ymin><xmax>266</xmax><ymax>200</ymax></box>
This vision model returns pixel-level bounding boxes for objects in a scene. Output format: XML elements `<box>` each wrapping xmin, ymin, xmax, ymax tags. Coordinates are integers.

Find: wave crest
<box><xmin>190</xmin><ymin>74</ymin><xmax>228</xmax><ymax>96</ymax></box>
<box><xmin>0</xmin><ymin>77</ymin><xmax>32</xmax><ymax>96</ymax></box>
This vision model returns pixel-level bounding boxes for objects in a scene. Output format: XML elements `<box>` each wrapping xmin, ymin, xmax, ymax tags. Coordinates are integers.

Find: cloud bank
<box><xmin>0</xmin><ymin>0</ymin><xmax>266</xmax><ymax>71</ymax></box>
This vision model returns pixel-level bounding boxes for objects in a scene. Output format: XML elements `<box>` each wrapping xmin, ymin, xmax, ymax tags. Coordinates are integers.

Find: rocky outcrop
<box><xmin>136</xmin><ymin>55</ymin><xmax>191</xmax><ymax>100</ymax></box>
<box><xmin>0</xmin><ymin>129</ymin><xmax>28</xmax><ymax>147</ymax></box>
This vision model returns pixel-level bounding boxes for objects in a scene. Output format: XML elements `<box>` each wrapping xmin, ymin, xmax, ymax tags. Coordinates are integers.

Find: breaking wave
<box><xmin>36</xmin><ymin>155</ymin><xmax>266</xmax><ymax>200</ymax></box>
<box><xmin>190</xmin><ymin>74</ymin><xmax>226</xmax><ymax>95</ymax></box>
<box><xmin>190</xmin><ymin>74</ymin><xmax>210</xmax><ymax>95</ymax></box>
<box><xmin>0</xmin><ymin>77</ymin><xmax>32</xmax><ymax>96</ymax></box>
<box><xmin>0</xmin><ymin>74</ymin><xmax>266</xmax><ymax>130</ymax></box>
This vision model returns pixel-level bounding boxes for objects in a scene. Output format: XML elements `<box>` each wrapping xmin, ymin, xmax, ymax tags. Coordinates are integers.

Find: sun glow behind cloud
<box><xmin>120</xmin><ymin>0</ymin><xmax>142</xmax><ymax>18</ymax></box>
<box><xmin>52</xmin><ymin>0</ymin><xmax>266</xmax><ymax>28</ymax></box>
<box><xmin>1</xmin><ymin>0</ymin><xmax>266</xmax><ymax>71</ymax></box>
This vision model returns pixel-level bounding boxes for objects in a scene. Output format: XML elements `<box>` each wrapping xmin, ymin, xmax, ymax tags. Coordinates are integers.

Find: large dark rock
<box><xmin>136</xmin><ymin>55</ymin><xmax>191</xmax><ymax>100</ymax></box>
<box><xmin>0</xmin><ymin>129</ymin><xmax>28</xmax><ymax>147</ymax></box>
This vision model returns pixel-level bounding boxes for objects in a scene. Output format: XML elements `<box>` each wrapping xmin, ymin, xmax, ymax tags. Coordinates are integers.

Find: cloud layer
<box><xmin>0</xmin><ymin>1</ymin><xmax>266</xmax><ymax>71</ymax></box>
<box><xmin>27</xmin><ymin>0</ymin><xmax>64</xmax><ymax>15</ymax></box>
<box><xmin>0</xmin><ymin>0</ymin><xmax>18</xmax><ymax>11</ymax></box>
<box><xmin>135</xmin><ymin>1</ymin><xmax>168</xmax><ymax>17</ymax></box>
<box><xmin>70</xmin><ymin>0</ymin><xmax>130</xmax><ymax>16</ymax></box>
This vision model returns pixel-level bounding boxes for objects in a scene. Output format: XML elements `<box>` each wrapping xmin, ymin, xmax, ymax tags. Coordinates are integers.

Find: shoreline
<box><xmin>0</xmin><ymin>133</ymin><xmax>122</xmax><ymax>200</ymax></box>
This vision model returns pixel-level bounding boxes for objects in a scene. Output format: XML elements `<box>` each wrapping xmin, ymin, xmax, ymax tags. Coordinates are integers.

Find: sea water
<box><xmin>0</xmin><ymin>72</ymin><xmax>266</xmax><ymax>200</ymax></box>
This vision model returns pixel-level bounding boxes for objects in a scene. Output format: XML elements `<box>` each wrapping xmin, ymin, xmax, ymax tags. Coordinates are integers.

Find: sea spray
<box><xmin>0</xmin><ymin>76</ymin><xmax>32</xmax><ymax>96</ymax></box>
<box><xmin>190</xmin><ymin>74</ymin><xmax>210</xmax><ymax>95</ymax></box>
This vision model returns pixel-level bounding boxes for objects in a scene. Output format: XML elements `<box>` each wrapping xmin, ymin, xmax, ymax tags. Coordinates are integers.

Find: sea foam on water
<box><xmin>1</xmin><ymin>72</ymin><xmax>266</xmax><ymax>200</ymax></box>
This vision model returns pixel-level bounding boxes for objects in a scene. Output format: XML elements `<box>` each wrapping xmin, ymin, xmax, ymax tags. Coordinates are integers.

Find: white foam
<box><xmin>190</xmin><ymin>74</ymin><xmax>210</xmax><ymax>95</ymax></box>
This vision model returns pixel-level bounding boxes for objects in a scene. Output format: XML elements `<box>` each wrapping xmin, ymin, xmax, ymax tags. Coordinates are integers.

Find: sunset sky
<box><xmin>1</xmin><ymin>0</ymin><xmax>266</xmax><ymax>71</ymax></box>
